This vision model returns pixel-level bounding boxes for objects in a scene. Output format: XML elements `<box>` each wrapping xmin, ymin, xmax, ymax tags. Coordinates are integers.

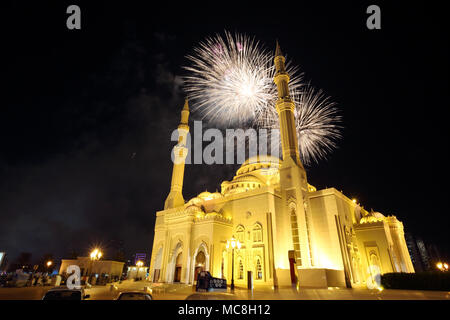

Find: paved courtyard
<box><xmin>0</xmin><ymin>280</ymin><xmax>449</xmax><ymax>300</ymax></box>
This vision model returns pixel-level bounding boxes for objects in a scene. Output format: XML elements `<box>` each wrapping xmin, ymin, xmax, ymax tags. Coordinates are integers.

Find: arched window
<box><xmin>252</xmin><ymin>223</ymin><xmax>262</xmax><ymax>242</ymax></box>
<box><xmin>236</xmin><ymin>225</ymin><xmax>245</xmax><ymax>243</ymax></box>
<box><xmin>256</xmin><ymin>258</ymin><xmax>262</xmax><ymax>280</ymax></box>
<box><xmin>238</xmin><ymin>259</ymin><xmax>244</xmax><ymax>280</ymax></box>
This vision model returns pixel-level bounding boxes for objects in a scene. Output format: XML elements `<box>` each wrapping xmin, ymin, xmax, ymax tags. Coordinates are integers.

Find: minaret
<box><xmin>271</xmin><ymin>42</ymin><xmax>314</xmax><ymax>287</ymax></box>
<box><xmin>164</xmin><ymin>99</ymin><xmax>190</xmax><ymax>210</ymax></box>
<box><xmin>273</xmin><ymin>41</ymin><xmax>302</xmax><ymax>167</ymax></box>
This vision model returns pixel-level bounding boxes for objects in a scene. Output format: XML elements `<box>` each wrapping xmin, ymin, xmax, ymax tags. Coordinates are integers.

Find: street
<box><xmin>0</xmin><ymin>281</ymin><xmax>449</xmax><ymax>300</ymax></box>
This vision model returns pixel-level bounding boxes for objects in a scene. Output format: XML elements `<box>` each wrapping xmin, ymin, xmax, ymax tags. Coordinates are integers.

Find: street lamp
<box><xmin>436</xmin><ymin>262</ymin><xmax>449</xmax><ymax>272</ymax></box>
<box><xmin>46</xmin><ymin>261</ymin><xmax>53</xmax><ymax>273</ymax></box>
<box><xmin>226</xmin><ymin>236</ymin><xmax>241</xmax><ymax>292</ymax></box>
<box><xmin>90</xmin><ymin>248</ymin><xmax>102</xmax><ymax>260</ymax></box>
<box><xmin>89</xmin><ymin>248</ymin><xmax>102</xmax><ymax>284</ymax></box>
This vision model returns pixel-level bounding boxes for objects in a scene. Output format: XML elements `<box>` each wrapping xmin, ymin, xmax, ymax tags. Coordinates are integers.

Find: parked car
<box><xmin>42</xmin><ymin>287</ymin><xmax>90</xmax><ymax>300</ymax></box>
<box><xmin>116</xmin><ymin>291</ymin><xmax>153</xmax><ymax>300</ymax></box>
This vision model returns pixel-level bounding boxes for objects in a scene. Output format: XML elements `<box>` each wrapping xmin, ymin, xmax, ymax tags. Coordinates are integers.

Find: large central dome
<box><xmin>221</xmin><ymin>155</ymin><xmax>282</xmax><ymax>195</ymax></box>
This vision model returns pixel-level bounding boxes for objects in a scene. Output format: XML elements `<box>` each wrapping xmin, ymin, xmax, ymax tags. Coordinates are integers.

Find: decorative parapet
<box><xmin>359</xmin><ymin>215</ymin><xmax>384</xmax><ymax>224</ymax></box>
<box><xmin>156</xmin><ymin>205</ymin><xmax>186</xmax><ymax>217</ymax></box>
<box><xmin>194</xmin><ymin>212</ymin><xmax>232</xmax><ymax>224</ymax></box>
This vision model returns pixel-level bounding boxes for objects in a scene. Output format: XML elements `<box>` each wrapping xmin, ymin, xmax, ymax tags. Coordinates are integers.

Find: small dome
<box><xmin>372</xmin><ymin>211</ymin><xmax>385</xmax><ymax>219</ymax></box>
<box><xmin>197</xmin><ymin>191</ymin><xmax>222</xmax><ymax>201</ymax></box>
<box><xmin>221</xmin><ymin>155</ymin><xmax>282</xmax><ymax>195</ymax></box>
<box><xmin>187</xmin><ymin>197</ymin><xmax>204</xmax><ymax>207</ymax></box>
<box><xmin>236</xmin><ymin>155</ymin><xmax>282</xmax><ymax>176</ymax></box>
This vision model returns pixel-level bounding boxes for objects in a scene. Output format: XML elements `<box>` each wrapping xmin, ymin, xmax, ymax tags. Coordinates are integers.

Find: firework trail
<box><xmin>183</xmin><ymin>31</ymin><xmax>342</xmax><ymax>165</ymax></box>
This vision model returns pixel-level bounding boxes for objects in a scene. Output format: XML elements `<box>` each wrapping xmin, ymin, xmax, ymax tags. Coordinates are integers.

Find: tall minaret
<box><xmin>272</xmin><ymin>42</ymin><xmax>314</xmax><ymax>287</ymax></box>
<box><xmin>273</xmin><ymin>41</ymin><xmax>302</xmax><ymax>167</ymax></box>
<box><xmin>164</xmin><ymin>99</ymin><xmax>190</xmax><ymax>210</ymax></box>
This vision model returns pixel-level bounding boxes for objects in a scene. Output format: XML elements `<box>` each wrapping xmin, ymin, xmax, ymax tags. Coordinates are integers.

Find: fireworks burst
<box><xmin>183</xmin><ymin>31</ymin><xmax>302</xmax><ymax>127</ymax></box>
<box><xmin>256</xmin><ymin>84</ymin><xmax>342</xmax><ymax>165</ymax></box>
<box><xmin>183</xmin><ymin>31</ymin><xmax>342</xmax><ymax>165</ymax></box>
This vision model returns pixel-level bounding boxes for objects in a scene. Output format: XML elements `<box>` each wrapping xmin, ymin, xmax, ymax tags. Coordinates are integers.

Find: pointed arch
<box><xmin>255</xmin><ymin>256</ymin><xmax>263</xmax><ymax>280</ymax></box>
<box><xmin>190</xmin><ymin>241</ymin><xmax>210</xmax><ymax>284</ymax></box>
<box><xmin>252</xmin><ymin>222</ymin><xmax>263</xmax><ymax>243</ymax></box>
<box><xmin>167</xmin><ymin>241</ymin><xmax>183</xmax><ymax>283</ymax></box>
<box><xmin>236</xmin><ymin>224</ymin><xmax>245</xmax><ymax>243</ymax></box>
<box><xmin>237</xmin><ymin>256</ymin><xmax>244</xmax><ymax>280</ymax></box>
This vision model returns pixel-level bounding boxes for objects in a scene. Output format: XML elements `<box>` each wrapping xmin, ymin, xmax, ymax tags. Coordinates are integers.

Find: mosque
<box><xmin>148</xmin><ymin>43</ymin><xmax>414</xmax><ymax>289</ymax></box>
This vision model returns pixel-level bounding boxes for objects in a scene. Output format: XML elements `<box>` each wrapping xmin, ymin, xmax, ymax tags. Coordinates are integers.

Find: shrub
<box><xmin>381</xmin><ymin>272</ymin><xmax>450</xmax><ymax>291</ymax></box>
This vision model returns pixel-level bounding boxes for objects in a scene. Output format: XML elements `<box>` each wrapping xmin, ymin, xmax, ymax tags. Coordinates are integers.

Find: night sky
<box><xmin>1</xmin><ymin>1</ymin><xmax>448</xmax><ymax>264</ymax></box>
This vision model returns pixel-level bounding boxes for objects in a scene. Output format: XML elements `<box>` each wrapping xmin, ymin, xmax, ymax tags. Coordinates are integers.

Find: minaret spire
<box><xmin>273</xmin><ymin>42</ymin><xmax>302</xmax><ymax>167</ymax></box>
<box><xmin>275</xmin><ymin>40</ymin><xmax>283</xmax><ymax>58</ymax></box>
<box><xmin>164</xmin><ymin>99</ymin><xmax>190</xmax><ymax>209</ymax></box>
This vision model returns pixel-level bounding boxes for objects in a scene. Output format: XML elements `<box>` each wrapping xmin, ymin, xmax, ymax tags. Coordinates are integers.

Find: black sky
<box><xmin>1</xmin><ymin>1</ymin><xmax>448</xmax><ymax>264</ymax></box>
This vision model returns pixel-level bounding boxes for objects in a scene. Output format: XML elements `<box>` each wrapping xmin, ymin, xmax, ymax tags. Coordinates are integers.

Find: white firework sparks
<box><xmin>295</xmin><ymin>85</ymin><xmax>342</xmax><ymax>165</ymax></box>
<box><xmin>183</xmin><ymin>31</ymin><xmax>302</xmax><ymax>127</ymax></box>
<box><xmin>257</xmin><ymin>83</ymin><xmax>342</xmax><ymax>166</ymax></box>
<box><xmin>183</xmin><ymin>31</ymin><xmax>342</xmax><ymax>165</ymax></box>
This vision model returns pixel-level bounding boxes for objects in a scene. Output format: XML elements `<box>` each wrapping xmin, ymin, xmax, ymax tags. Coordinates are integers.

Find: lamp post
<box><xmin>226</xmin><ymin>236</ymin><xmax>241</xmax><ymax>292</ymax></box>
<box><xmin>89</xmin><ymin>248</ymin><xmax>102</xmax><ymax>284</ymax></box>
<box><xmin>46</xmin><ymin>261</ymin><xmax>53</xmax><ymax>273</ymax></box>
<box><xmin>436</xmin><ymin>262</ymin><xmax>449</xmax><ymax>272</ymax></box>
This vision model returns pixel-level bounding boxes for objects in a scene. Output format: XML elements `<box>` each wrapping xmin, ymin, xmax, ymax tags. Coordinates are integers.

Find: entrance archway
<box><xmin>194</xmin><ymin>251</ymin><xmax>206</xmax><ymax>281</ymax></box>
<box><xmin>190</xmin><ymin>242</ymin><xmax>210</xmax><ymax>284</ymax></box>
<box><xmin>174</xmin><ymin>252</ymin><xmax>183</xmax><ymax>283</ymax></box>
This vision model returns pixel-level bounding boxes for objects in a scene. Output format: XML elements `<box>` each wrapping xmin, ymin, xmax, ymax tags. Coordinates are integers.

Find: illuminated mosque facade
<box><xmin>149</xmin><ymin>44</ymin><xmax>414</xmax><ymax>288</ymax></box>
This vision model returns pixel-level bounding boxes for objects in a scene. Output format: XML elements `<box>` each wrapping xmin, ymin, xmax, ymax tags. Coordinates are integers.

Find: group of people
<box><xmin>0</xmin><ymin>272</ymin><xmax>52</xmax><ymax>287</ymax></box>
<box><xmin>27</xmin><ymin>274</ymin><xmax>51</xmax><ymax>286</ymax></box>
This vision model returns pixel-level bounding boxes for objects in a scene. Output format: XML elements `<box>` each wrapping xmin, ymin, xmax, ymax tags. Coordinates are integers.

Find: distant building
<box><xmin>59</xmin><ymin>257</ymin><xmax>124</xmax><ymax>283</ymax></box>
<box><xmin>405</xmin><ymin>233</ymin><xmax>423</xmax><ymax>272</ymax></box>
<box><xmin>404</xmin><ymin>234</ymin><xmax>445</xmax><ymax>272</ymax></box>
<box><xmin>127</xmin><ymin>265</ymin><xmax>149</xmax><ymax>280</ymax></box>
<box><xmin>416</xmin><ymin>238</ymin><xmax>431</xmax><ymax>270</ymax></box>
<box><xmin>134</xmin><ymin>253</ymin><xmax>147</xmax><ymax>265</ymax></box>
<box><xmin>426</xmin><ymin>243</ymin><xmax>442</xmax><ymax>268</ymax></box>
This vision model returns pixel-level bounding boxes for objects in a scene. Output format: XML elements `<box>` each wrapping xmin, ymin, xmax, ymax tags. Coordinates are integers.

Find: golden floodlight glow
<box><xmin>436</xmin><ymin>262</ymin><xmax>443</xmax><ymax>270</ymax></box>
<box><xmin>90</xmin><ymin>248</ymin><xmax>102</xmax><ymax>260</ymax></box>
<box><xmin>46</xmin><ymin>261</ymin><xmax>52</xmax><ymax>267</ymax></box>
<box><xmin>226</xmin><ymin>236</ymin><xmax>241</xmax><ymax>250</ymax></box>
<box><xmin>136</xmin><ymin>261</ymin><xmax>144</xmax><ymax>267</ymax></box>
<box><xmin>352</xmin><ymin>199</ymin><xmax>357</xmax><ymax>203</ymax></box>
